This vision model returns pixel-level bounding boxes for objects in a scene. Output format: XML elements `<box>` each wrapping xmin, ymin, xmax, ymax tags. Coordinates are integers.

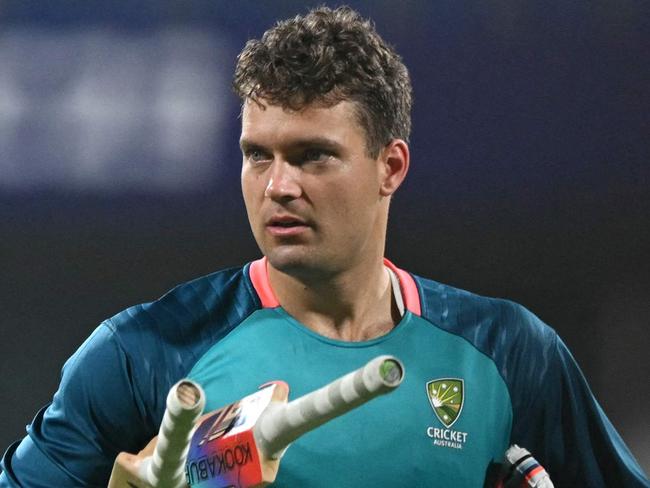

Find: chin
<box><xmin>265</xmin><ymin>248</ymin><xmax>310</xmax><ymax>272</ymax></box>
<box><xmin>265</xmin><ymin>247</ymin><xmax>346</xmax><ymax>283</ymax></box>
<box><xmin>264</xmin><ymin>245</ymin><xmax>327</xmax><ymax>276</ymax></box>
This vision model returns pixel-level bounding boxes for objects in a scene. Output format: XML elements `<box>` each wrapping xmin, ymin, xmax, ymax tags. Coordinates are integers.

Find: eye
<box><xmin>303</xmin><ymin>148</ymin><xmax>331</xmax><ymax>163</ymax></box>
<box><xmin>245</xmin><ymin>148</ymin><xmax>271</xmax><ymax>164</ymax></box>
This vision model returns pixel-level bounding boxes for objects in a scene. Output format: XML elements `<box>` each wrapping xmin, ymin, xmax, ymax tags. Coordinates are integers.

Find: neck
<box><xmin>268</xmin><ymin>258</ymin><xmax>400</xmax><ymax>342</ymax></box>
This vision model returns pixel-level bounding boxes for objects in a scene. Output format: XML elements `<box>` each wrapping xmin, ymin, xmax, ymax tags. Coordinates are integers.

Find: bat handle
<box><xmin>254</xmin><ymin>355</ymin><xmax>404</xmax><ymax>459</ymax></box>
<box><xmin>140</xmin><ymin>380</ymin><xmax>206</xmax><ymax>488</ymax></box>
<box><xmin>502</xmin><ymin>444</ymin><xmax>554</xmax><ymax>488</ymax></box>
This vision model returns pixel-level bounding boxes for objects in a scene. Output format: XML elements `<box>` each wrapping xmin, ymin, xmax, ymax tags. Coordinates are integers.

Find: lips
<box><xmin>265</xmin><ymin>214</ymin><xmax>310</xmax><ymax>236</ymax></box>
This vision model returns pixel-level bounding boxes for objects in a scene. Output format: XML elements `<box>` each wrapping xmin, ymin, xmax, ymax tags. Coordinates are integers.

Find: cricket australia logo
<box><xmin>427</xmin><ymin>378</ymin><xmax>464</xmax><ymax>428</ymax></box>
<box><xmin>425</xmin><ymin>378</ymin><xmax>469</xmax><ymax>450</ymax></box>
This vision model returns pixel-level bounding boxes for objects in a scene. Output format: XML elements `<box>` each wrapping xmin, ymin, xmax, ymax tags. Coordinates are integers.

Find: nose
<box><xmin>264</xmin><ymin>160</ymin><xmax>302</xmax><ymax>201</ymax></box>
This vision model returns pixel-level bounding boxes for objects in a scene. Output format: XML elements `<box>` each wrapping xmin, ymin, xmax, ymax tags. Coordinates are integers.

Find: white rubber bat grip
<box><xmin>140</xmin><ymin>380</ymin><xmax>206</xmax><ymax>488</ymax></box>
<box><xmin>504</xmin><ymin>444</ymin><xmax>554</xmax><ymax>488</ymax></box>
<box><xmin>254</xmin><ymin>355</ymin><xmax>404</xmax><ymax>459</ymax></box>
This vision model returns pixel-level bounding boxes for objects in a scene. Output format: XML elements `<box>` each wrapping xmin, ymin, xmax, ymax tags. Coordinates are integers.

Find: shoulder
<box><xmin>411</xmin><ymin>272</ymin><xmax>558</xmax><ymax>388</ymax></box>
<box><xmin>107</xmin><ymin>263</ymin><xmax>260</xmax><ymax>353</ymax></box>
<box><xmin>414</xmin><ymin>273</ymin><xmax>556</xmax><ymax>347</ymax></box>
<box><xmin>92</xmin><ymin>263</ymin><xmax>262</xmax><ymax>422</ymax></box>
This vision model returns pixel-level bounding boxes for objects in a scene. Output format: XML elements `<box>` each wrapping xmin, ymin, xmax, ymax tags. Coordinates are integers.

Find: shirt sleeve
<box><xmin>0</xmin><ymin>322</ymin><xmax>154</xmax><ymax>487</ymax></box>
<box><xmin>512</xmin><ymin>328</ymin><xmax>650</xmax><ymax>487</ymax></box>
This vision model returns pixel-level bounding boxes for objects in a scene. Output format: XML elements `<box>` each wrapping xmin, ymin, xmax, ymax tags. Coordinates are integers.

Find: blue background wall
<box><xmin>1</xmin><ymin>0</ymin><xmax>648</xmax><ymax>473</ymax></box>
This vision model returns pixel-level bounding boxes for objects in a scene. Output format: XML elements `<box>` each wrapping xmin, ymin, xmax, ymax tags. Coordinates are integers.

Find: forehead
<box><xmin>240</xmin><ymin>100</ymin><xmax>364</xmax><ymax>148</ymax></box>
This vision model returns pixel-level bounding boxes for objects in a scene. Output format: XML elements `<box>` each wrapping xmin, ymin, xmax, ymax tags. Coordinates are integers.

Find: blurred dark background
<box><xmin>1</xmin><ymin>0</ymin><xmax>648</xmax><ymax>474</ymax></box>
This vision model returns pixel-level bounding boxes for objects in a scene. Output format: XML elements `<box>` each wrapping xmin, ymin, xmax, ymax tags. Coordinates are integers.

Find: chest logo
<box><xmin>426</xmin><ymin>378</ymin><xmax>464</xmax><ymax>428</ymax></box>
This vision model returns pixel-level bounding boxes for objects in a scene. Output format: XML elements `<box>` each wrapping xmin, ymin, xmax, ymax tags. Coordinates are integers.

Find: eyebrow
<box><xmin>239</xmin><ymin>137</ymin><xmax>344</xmax><ymax>153</ymax></box>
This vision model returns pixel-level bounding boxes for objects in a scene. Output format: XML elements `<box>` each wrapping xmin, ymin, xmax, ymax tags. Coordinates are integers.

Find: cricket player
<box><xmin>1</xmin><ymin>6</ymin><xmax>648</xmax><ymax>487</ymax></box>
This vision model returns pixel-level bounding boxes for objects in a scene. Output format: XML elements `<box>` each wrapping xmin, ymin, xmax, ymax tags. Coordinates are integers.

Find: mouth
<box><xmin>266</xmin><ymin>215</ymin><xmax>310</xmax><ymax>236</ymax></box>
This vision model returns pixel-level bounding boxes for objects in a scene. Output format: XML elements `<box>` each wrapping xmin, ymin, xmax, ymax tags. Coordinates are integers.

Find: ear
<box><xmin>378</xmin><ymin>139</ymin><xmax>410</xmax><ymax>197</ymax></box>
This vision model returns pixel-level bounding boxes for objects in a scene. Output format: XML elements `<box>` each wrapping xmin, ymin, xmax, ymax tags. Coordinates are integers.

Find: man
<box><xmin>1</xmin><ymin>6</ymin><xmax>648</xmax><ymax>487</ymax></box>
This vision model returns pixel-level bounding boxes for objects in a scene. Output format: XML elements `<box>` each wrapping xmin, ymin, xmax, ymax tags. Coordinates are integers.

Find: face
<box><xmin>240</xmin><ymin>100</ymin><xmax>392</xmax><ymax>279</ymax></box>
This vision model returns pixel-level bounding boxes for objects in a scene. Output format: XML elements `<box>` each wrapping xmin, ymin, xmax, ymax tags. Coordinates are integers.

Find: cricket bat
<box><xmin>108</xmin><ymin>355</ymin><xmax>404</xmax><ymax>488</ymax></box>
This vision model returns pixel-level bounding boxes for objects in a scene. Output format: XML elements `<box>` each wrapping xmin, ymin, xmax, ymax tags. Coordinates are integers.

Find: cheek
<box><xmin>241</xmin><ymin>184</ymin><xmax>262</xmax><ymax>229</ymax></box>
<box><xmin>322</xmin><ymin>182</ymin><xmax>373</xmax><ymax>223</ymax></box>
<box><xmin>241</xmin><ymin>171</ymin><xmax>262</xmax><ymax>207</ymax></box>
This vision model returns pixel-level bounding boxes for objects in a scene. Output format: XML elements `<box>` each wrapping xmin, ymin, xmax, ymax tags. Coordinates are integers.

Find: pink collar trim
<box><xmin>248</xmin><ymin>257</ymin><xmax>421</xmax><ymax>316</ymax></box>
<box><xmin>249</xmin><ymin>257</ymin><xmax>280</xmax><ymax>308</ymax></box>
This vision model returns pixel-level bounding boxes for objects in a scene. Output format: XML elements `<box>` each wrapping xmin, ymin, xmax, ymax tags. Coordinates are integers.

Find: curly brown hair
<box><xmin>233</xmin><ymin>6</ymin><xmax>412</xmax><ymax>158</ymax></box>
